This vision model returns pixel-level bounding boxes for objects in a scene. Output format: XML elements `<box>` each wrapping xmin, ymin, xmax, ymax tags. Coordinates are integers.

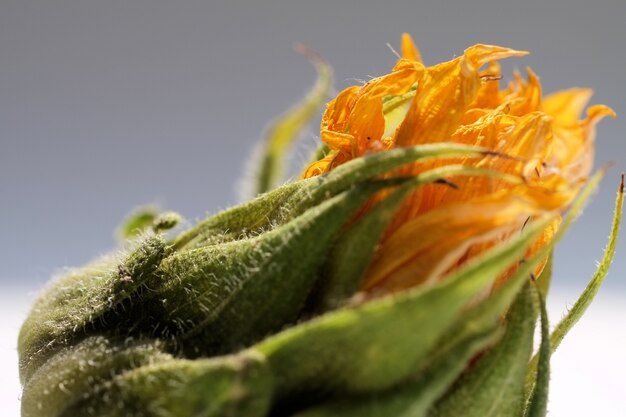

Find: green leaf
<box><xmin>118</xmin><ymin>207</ymin><xmax>158</xmax><ymax>239</ymax></box>
<box><xmin>170</xmin><ymin>181</ymin><xmax>303</xmax><ymax>250</ymax></box>
<box><xmin>290</xmin><ymin>329</ymin><xmax>502</xmax><ymax>417</ymax></box>
<box><xmin>20</xmin><ymin>336</ymin><xmax>172</xmax><ymax>417</ymax></box>
<box><xmin>256</xmin><ymin>213</ymin><xmax>554</xmax><ymax>406</ymax></box>
<box><xmin>67</xmin><ymin>349</ymin><xmax>274</xmax><ymax>417</ymax></box>
<box><xmin>18</xmin><ymin>236</ymin><xmax>167</xmax><ymax>383</ymax></box>
<box><xmin>526</xmin><ymin>173</ymin><xmax>624</xmax><ymax>392</ymax></box>
<box><xmin>289</xmin><ymin>143</ymin><xmax>500</xmax><ymax>218</ymax></box>
<box><xmin>549</xmin><ymin>174</ymin><xmax>624</xmax><ymax>351</ymax></box>
<box><xmin>172</xmin><ymin>143</ymin><xmax>497</xmax><ymax>251</ymax></box>
<box><xmin>429</xmin><ymin>282</ymin><xmax>538</xmax><ymax>417</ymax></box>
<box><xmin>250</xmin><ymin>46</ymin><xmax>332</xmax><ymax>197</ymax></box>
<box><xmin>288</xmin><ymin>227</ymin><xmax>563</xmax><ymax>417</ymax></box>
<box><xmin>140</xmin><ymin>181</ymin><xmax>398</xmax><ymax>356</ymax></box>
<box><xmin>523</xmin><ymin>288</ymin><xmax>550</xmax><ymax>417</ymax></box>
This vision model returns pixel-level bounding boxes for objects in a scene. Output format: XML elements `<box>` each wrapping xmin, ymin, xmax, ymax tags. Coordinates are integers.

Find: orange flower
<box><xmin>303</xmin><ymin>34</ymin><xmax>615</xmax><ymax>295</ymax></box>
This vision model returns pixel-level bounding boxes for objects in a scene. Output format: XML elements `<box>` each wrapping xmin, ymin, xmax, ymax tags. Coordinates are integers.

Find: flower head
<box><xmin>304</xmin><ymin>34</ymin><xmax>615</xmax><ymax>295</ymax></box>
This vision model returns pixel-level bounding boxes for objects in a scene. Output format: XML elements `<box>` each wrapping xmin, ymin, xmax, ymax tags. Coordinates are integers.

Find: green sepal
<box><xmin>526</xmin><ymin>173</ymin><xmax>624</xmax><ymax>397</ymax></box>
<box><xmin>170</xmin><ymin>181</ymin><xmax>303</xmax><ymax>250</ymax></box>
<box><xmin>290</xmin><ymin>329</ymin><xmax>502</xmax><ymax>417</ymax></box>
<box><xmin>288</xmin><ymin>144</ymin><xmax>498</xmax><ymax>219</ymax></box>
<box><xmin>547</xmin><ymin>174</ymin><xmax>624</xmax><ymax>352</ymax></box>
<box><xmin>143</xmin><ymin>181</ymin><xmax>397</xmax><ymax>356</ymax></box>
<box><xmin>18</xmin><ymin>235</ymin><xmax>167</xmax><ymax>383</ymax></box>
<box><xmin>20</xmin><ymin>335</ymin><xmax>172</xmax><ymax>417</ymax></box>
<box><xmin>256</xmin><ymin>213</ymin><xmax>553</xmax><ymax>404</ymax></box>
<box><xmin>523</xmin><ymin>289</ymin><xmax>550</xmax><ymax>417</ymax></box>
<box><xmin>310</xmin><ymin>179</ymin><xmax>414</xmax><ymax>312</ymax></box>
<box><xmin>66</xmin><ymin>349</ymin><xmax>274</xmax><ymax>417</ymax></box>
<box><xmin>171</xmin><ymin>143</ymin><xmax>494</xmax><ymax>250</ymax></box>
<box><xmin>250</xmin><ymin>46</ymin><xmax>333</xmax><ymax>197</ymax></box>
<box><xmin>429</xmin><ymin>282</ymin><xmax>538</xmax><ymax>417</ymax></box>
<box><xmin>284</xmin><ymin>209</ymin><xmax>559</xmax><ymax>416</ymax></box>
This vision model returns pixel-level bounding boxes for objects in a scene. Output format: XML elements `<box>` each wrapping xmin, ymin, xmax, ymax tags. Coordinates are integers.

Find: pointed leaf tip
<box><xmin>547</xmin><ymin>173</ymin><xmax>624</xmax><ymax>354</ymax></box>
<box><xmin>246</xmin><ymin>46</ymin><xmax>333</xmax><ymax>197</ymax></box>
<box><xmin>524</xmin><ymin>287</ymin><xmax>550</xmax><ymax>417</ymax></box>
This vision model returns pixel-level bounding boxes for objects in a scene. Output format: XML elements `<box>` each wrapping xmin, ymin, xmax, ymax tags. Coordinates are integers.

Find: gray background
<box><xmin>1</xmin><ymin>0</ymin><xmax>625</xmax><ymax>294</ymax></box>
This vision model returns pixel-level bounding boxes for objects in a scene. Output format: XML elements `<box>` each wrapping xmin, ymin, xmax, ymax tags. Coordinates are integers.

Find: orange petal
<box><xmin>542</xmin><ymin>88</ymin><xmax>593</xmax><ymax>126</ymax></box>
<box><xmin>504</xmin><ymin>67</ymin><xmax>542</xmax><ymax>116</ymax></box>
<box><xmin>321</xmin><ymin>86</ymin><xmax>360</xmax><ymax>134</ymax></box>
<box><xmin>471</xmin><ymin>61</ymin><xmax>503</xmax><ymax>110</ymax></box>
<box><xmin>302</xmin><ymin>155</ymin><xmax>333</xmax><ymax>178</ymax></box>
<box><xmin>401</xmin><ymin>33</ymin><xmax>423</xmax><ymax>63</ymax></box>
<box><xmin>320</xmin><ymin>130</ymin><xmax>354</xmax><ymax>154</ymax></box>
<box><xmin>396</xmin><ymin>44</ymin><xmax>527</xmax><ymax>149</ymax></box>
<box><xmin>363</xmin><ymin>191</ymin><xmax>551</xmax><ymax>293</ymax></box>
<box><xmin>348</xmin><ymin>59</ymin><xmax>422</xmax><ymax>154</ymax></box>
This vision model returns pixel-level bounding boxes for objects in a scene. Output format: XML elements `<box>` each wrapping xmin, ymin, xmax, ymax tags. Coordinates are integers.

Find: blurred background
<box><xmin>2</xmin><ymin>1</ymin><xmax>624</xmax><ymax>415</ymax></box>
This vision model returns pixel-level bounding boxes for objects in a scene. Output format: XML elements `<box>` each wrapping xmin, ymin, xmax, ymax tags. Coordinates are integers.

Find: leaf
<box><xmin>289</xmin><ymin>143</ymin><xmax>501</xmax><ymax>218</ymax></box>
<box><xmin>170</xmin><ymin>181</ymin><xmax>303</xmax><ymax>250</ymax></box>
<box><xmin>140</xmin><ymin>181</ymin><xmax>400</xmax><ymax>356</ymax></box>
<box><xmin>290</xmin><ymin>329</ymin><xmax>502</xmax><ymax>417</ymax></box>
<box><xmin>288</xmin><ymin>226</ymin><xmax>562</xmax><ymax>417</ymax></box>
<box><xmin>67</xmin><ymin>350</ymin><xmax>274</xmax><ymax>417</ymax></box>
<box><xmin>549</xmin><ymin>174</ymin><xmax>624</xmax><ymax>351</ymax></box>
<box><xmin>523</xmin><ymin>288</ymin><xmax>550</xmax><ymax>417</ymax></box>
<box><xmin>250</xmin><ymin>46</ymin><xmax>333</xmax><ymax>197</ymax></box>
<box><xmin>171</xmin><ymin>143</ymin><xmax>497</xmax><ymax>251</ymax></box>
<box><xmin>429</xmin><ymin>282</ymin><xmax>538</xmax><ymax>417</ymax></box>
<box><xmin>20</xmin><ymin>336</ymin><xmax>172</xmax><ymax>417</ymax></box>
<box><xmin>526</xmin><ymin>173</ymin><xmax>624</xmax><ymax>393</ymax></box>
<box><xmin>256</xmin><ymin>213</ymin><xmax>554</xmax><ymax>406</ymax></box>
<box><xmin>118</xmin><ymin>207</ymin><xmax>158</xmax><ymax>239</ymax></box>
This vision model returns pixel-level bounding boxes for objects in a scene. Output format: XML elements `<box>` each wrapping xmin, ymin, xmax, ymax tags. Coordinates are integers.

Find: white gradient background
<box><xmin>1</xmin><ymin>1</ymin><xmax>625</xmax><ymax>416</ymax></box>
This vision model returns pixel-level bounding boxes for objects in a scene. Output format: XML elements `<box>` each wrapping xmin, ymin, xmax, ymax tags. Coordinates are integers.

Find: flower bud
<box><xmin>18</xmin><ymin>35</ymin><xmax>622</xmax><ymax>417</ymax></box>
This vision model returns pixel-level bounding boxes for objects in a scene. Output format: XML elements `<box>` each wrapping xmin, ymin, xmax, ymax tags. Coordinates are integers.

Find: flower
<box><xmin>303</xmin><ymin>34</ymin><xmax>615</xmax><ymax>295</ymax></box>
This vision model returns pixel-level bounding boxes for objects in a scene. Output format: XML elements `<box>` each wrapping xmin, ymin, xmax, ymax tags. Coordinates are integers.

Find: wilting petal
<box><xmin>504</xmin><ymin>68</ymin><xmax>543</xmax><ymax>116</ymax></box>
<box><xmin>303</xmin><ymin>36</ymin><xmax>614</xmax><ymax>295</ymax></box>
<box><xmin>395</xmin><ymin>45</ymin><xmax>527</xmax><ymax>149</ymax></box>
<box><xmin>471</xmin><ymin>61</ymin><xmax>503</xmax><ymax>110</ymax></box>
